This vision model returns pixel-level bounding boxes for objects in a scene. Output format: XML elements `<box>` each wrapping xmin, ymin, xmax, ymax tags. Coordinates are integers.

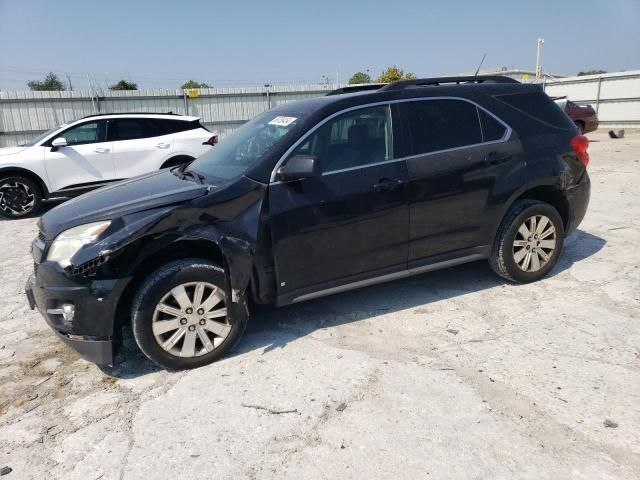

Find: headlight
<box><xmin>47</xmin><ymin>221</ymin><xmax>111</xmax><ymax>267</ymax></box>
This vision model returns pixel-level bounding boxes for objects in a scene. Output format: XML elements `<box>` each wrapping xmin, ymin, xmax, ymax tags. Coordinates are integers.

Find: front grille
<box><xmin>33</xmin><ymin>262</ymin><xmax>39</xmax><ymax>275</ymax></box>
<box><xmin>38</xmin><ymin>230</ymin><xmax>46</xmax><ymax>242</ymax></box>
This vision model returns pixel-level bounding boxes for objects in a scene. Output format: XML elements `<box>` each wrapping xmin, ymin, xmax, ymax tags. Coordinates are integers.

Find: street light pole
<box><xmin>536</xmin><ymin>38</ymin><xmax>545</xmax><ymax>80</ymax></box>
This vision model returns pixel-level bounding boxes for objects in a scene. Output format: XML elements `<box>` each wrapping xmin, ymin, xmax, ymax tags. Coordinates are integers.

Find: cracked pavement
<box><xmin>0</xmin><ymin>130</ymin><xmax>638</xmax><ymax>479</ymax></box>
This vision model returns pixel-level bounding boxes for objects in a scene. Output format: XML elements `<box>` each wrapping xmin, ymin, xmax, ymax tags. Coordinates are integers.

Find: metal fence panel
<box><xmin>0</xmin><ymin>84</ymin><xmax>337</xmax><ymax>147</ymax></box>
<box><xmin>2</xmin><ymin>72</ymin><xmax>639</xmax><ymax>147</ymax></box>
<box><xmin>543</xmin><ymin>70</ymin><xmax>640</xmax><ymax>127</ymax></box>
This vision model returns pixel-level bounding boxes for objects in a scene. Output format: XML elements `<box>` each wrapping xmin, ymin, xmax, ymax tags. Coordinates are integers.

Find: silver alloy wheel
<box><xmin>0</xmin><ymin>180</ymin><xmax>35</xmax><ymax>216</ymax></box>
<box><xmin>152</xmin><ymin>281</ymin><xmax>230</xmax><ymax>358</ymax></box>
<box><xmin>512</xmin><ymin>214</ymin><xmax>557</xmax><ymax>272</ymax></box>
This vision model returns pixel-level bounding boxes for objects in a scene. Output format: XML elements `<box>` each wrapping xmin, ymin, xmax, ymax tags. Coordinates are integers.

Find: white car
<box><xmin>0</xmin><ymin>113</ymin><xmax>217</xmax><ymax>218</ymax></box>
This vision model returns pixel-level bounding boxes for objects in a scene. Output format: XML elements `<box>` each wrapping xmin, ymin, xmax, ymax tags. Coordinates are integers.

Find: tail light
<box><xmin>203</xmin><ymin>135</ymin><xmax>218</xmax><ymax>146</ymax></box>
<box><xmin>570</xmin><ymin>134</ymin><xmax>589</xmax><ymax>167</ymax></box>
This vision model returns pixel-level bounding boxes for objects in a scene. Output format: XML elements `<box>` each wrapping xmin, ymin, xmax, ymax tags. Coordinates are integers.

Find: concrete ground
<box><xmin>0</xmin><ymin>130</ymin><xmax>638</xmax><ymax>479</ymax></box>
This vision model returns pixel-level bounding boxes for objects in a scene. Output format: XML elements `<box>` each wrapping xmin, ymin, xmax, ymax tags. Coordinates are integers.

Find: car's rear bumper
<box><xmin>565</xmin><ymin>173</ymin><xmax>591</xmax><ymax>235</ymax></box>
<box><xmin>584</xmin><ymin>117</ymin><xmax>599</xmax><ymax>134</ymax></box>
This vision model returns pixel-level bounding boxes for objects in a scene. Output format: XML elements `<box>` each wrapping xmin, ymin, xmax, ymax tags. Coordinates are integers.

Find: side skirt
<box><xmin>276</xmin><ymin>246</ymin><xmax>490</xmax><ymax>307</ymax></box>
<box><xmin>48</xmin><ymin>179</ymin><xmax>125</xmax><ymax>198</ymax></box>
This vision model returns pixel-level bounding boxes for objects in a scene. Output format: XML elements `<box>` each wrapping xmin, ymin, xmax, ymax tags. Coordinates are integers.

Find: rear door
<box><xmin>269</xmin><ymin>104</ymin><xmax>409</xmax><ymax>302</ymax></box>
<box><xmin>109</xmin><ymin>118</ymin><xmax>173</xmax><ymax>178</ymax></box>
<box><xmin>43</xmin><ymin>120</ymin><xmax>115</xmax><ymax>192</ymax></box>
<box><xmin>398</xmin><ymin>98</ymin><xmax>516</xmax><ymax>265</ymax></box>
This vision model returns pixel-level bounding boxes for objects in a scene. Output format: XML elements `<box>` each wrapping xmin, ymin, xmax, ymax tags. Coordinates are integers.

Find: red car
<box><xmin>555</xmin><ymin>98</ymin><xmax>599</xmax><ymax>133</ymax></box>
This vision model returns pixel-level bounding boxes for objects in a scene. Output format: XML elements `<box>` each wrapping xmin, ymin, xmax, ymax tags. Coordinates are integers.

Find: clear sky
<box><xmin>1</xmin><ymin>0</ymin><xmax>639</xmax><ymax>90</ymax></box>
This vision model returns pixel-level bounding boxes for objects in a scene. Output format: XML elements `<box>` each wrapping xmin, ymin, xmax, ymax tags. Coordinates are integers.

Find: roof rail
<box><xmin>379</xmin><ymin>75</ymin><xmax>519</xmax><ymax>91</ymax></box>
<box><xmin>326</xmin><ymin>84</ymin><xmax>386</xmax><ymax>96</ymax></box>
<box><xmin>81</xmin><ymin>111</ymin><xmax>182</xmax><ymax>119</ymax></box>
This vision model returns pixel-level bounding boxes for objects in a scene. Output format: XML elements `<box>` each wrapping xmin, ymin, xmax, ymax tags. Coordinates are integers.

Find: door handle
<box><xmin>156</xmin><ymin>143</ymin><xmax>170</xmax><ymax>149</ymax></box>
<box><xmin>484</xmin><ymin>151</ymin><xmax>503</xmax><ymax>165</ymax></box>
<box><xmin>373</xmin><ymin>178</ymin><xmax>402</xmax><ymax>192</ymax></box>
<box><xmin>94</xmin><ymin>147</ymin><xmax>109</xmax><ymax>153</ymax></box>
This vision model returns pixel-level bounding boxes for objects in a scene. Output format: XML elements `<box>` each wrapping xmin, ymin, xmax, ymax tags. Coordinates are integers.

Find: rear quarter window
<box><xmin>159</xmin><ymin>119</ymin><xmax>201</xmax><ymax>135</ymax></box>
<box><xmin>493</xmin><ymin>91</ymin><xmax>574</xmax><ymax>130</ymax></box>
<box><xmin>478</xmin><ymin>109</ymin><xmax>507</xmax><ymax>142</ymax></box>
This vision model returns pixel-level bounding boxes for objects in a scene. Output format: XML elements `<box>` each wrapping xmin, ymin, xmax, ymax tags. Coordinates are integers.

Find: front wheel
<box><xmin>131</xmin><ymin>259</ymin><xmax>247</xmax><ymax>369</ymax></box>
<box><xmin>489</xmin><ymin>200</ymin><xmax>565</xmax><ymax>283</ymax></box>
<box><xmin>0</xmin><ymin>176</ymin><xmax>42</xmax><ymax>218</ymax></box>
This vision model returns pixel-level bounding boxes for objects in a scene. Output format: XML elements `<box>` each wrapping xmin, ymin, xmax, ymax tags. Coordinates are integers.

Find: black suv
<box><xmin>26</xmin><ymin>76</ymin><xmax>591</xmax><ymax>370</ymax></box>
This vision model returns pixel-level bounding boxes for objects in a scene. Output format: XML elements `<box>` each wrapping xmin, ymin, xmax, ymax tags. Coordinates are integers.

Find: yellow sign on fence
<box><xmin>187</xmin><ymin>89</ymin><xmax>199</xmax><ymax>98</ymax></box>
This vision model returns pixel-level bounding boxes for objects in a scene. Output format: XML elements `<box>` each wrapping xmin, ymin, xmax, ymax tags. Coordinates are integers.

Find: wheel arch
<box><xmin>114</xmin><ymin>239</ymin><xmax>224</xmax><ymax>331</ymax></box>
<box><xmin>113</xmin><ymin>233</ymin><xmax>254</xmax><ymax>335</ymax></box>
<box><xmin>159</xmin><ymin>155</ymin><xmax>195</xmax><ymax>170</ymax></box>
<box><xmin>0</xmin><ymin>166</ymin><xmax>49</xmax><ymax>197</ymax></box>
<box><xmin>496</xmin><ymin>182</ymin><xmax>570</xmax><ymax>235</ymax></box>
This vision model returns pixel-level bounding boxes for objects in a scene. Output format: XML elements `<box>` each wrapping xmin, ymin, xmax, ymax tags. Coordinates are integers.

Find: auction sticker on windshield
<box><xmin>268</xmin><ymin>116</ymin><xmax>297</xmax><ymax>127</ymax></box>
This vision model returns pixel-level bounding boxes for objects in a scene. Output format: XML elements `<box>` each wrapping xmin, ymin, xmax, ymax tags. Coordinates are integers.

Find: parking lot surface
<box><xmin>0</xmin><ymin>130</ymin><xmax>638</xmax><ymax>479</ymax></box>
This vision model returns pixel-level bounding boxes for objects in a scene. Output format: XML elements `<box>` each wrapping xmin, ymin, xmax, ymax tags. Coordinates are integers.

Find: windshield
<box><xmin>20</xmin><ymin>125</ymin><xmax>64</xmax><ymax>147</ymax></box>
<box><xmin>188</xmin><ymin>110</ymin><xmax>307</xmax><ymax>182</ymax></box>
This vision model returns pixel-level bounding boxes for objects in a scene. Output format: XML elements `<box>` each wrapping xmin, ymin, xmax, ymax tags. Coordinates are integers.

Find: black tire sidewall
<box><xmin>0</xmin><ymin>176</ymin><xmax>42</xmax><ymax>218</ymax></box>
<box><xmin>501</xmin><ymin>203</ymin><xmax>565</xmax><ymax>283</ymax></box>
<box><xmin>131</xmin><ymin>260</ymin><xmax>247</xmax><ymax>370</ymax></box>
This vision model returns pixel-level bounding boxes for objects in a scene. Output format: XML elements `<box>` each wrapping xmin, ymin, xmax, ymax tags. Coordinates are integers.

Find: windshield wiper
<box><xmin>177</xmin><ymin>169</ymin><xmax>205</xmax><ymax>184</ymax></box>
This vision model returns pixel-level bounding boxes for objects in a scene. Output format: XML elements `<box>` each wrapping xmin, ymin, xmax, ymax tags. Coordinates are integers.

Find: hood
<box><xmin>0</xmin><ymin>146</ymin><xmax>27</xmax><ymax>157</ymax></box>
<box><xmin>41</xmin><ymin>170</ymin><xmax>209</xmax><ymax>236</ymax></box>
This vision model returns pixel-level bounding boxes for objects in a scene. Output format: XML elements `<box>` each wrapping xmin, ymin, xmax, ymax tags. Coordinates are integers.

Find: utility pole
<box><xmin>535</xmin><ymin>38</ymin><xmax>545</xmax><ymax>80</ymax></box>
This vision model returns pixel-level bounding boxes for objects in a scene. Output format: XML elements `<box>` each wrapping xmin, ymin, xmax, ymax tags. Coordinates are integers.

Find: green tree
<box><xmin>181</xmin><ymin>79</ymin><xmax>211</xmax><ymax>89</ymax></box>
<box><xmin>577</xmin><ymin>70</ymin><xmax>607</xmax><ymax>76</ymax></box>
<box><xmin>376</xmin><ymin>66</ymin><xmax>416</xmax><ymax>83</ymax></box>
<box><xmin>348</xmin><ymin>72</ymin><xmax>372</xmax><ymax>84</ymax></box>
<box><xmin>27</xmin><ymin>72</ymin><xmax>65</xmax><ymax>91</ymax></box>
<box><xmin>110</xmin><ymin>80</ymin><xmax>138</xmax><ymax>90</ymax></box>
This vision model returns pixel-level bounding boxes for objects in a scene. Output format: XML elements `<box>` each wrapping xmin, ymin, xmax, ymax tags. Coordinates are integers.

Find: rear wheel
<box><xmin>490</xmin><ymin>200</ymin><xmax>564</xmax><ymax>283</ymax></box>
<box><xmin>131</xmin><ymin>259</ymin><xmax>247</xmax><ymax>369</ymax></box>
<box><xmin>0</xmin><ymin>176</ymin><xmax>42</xmax><ymax>219</ymax></box>
<box><xmin>574</xmin><ymin>121</ymin><xmax>585</xmax><ymax>134</ymax></box>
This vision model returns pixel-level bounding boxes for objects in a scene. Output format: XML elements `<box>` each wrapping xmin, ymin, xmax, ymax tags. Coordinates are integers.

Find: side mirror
<box><xmin>276</xmin><ymin>155</ymin><xmax>321</xmax><ymax>182</ymax></box>
<box><xmin>51</xmin><ymin>137</ymin><xmax>67</xmax><ymax>152</ymax></box>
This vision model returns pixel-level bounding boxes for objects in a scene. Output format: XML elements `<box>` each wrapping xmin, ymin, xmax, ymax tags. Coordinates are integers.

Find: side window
<box><xmin>60</xmin><ymin>121</ymin><xmax>106</xmax><ymax>146</ymax></box>
<box><xmin>160</xmin><ymin>119</ymin><xmax>198</xmax><ymax>134</ymax></box>
<box><xmin>291</xmin><ymin>105</ymin><xmax>393</xmax><ymax>172</ymax></box>
<box><xmin>478</xmin><ymin>109</ymin><xmax>507</xmax><ymax>142</ymax></box>
<box><xmin>494</xmin><ymin>91</ymin><xmax>575</xmax><ymax>130</ymax></box>
<box><xmin>401</xmin><ymin>99</ymin><xmax>482</xmax><ymax>156</ymax></box>
<box><xmin>109</xmin><ymin>119</ymin><xmax>161</xmax><ymax>141</ymax></box>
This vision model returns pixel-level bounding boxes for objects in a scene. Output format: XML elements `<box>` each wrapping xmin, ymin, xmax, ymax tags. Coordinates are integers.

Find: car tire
<box><xmin>0</xmin><ymin>176</ymin><xmax>42</xmax><ymax>219</ymax></box>
<box><xmin>489</xmin><ymin>200</ymin><xmax>565</xmax><ymax>284</ymax></box>
<box><xmin>131</xmin><ymin>258</ymin><xmax>248</xmax><ymax>370</ymax></box>
<box><xmin>574</xmin><ymin>121</ymin><xmax>585</xmax><ymax>134</ymax></box>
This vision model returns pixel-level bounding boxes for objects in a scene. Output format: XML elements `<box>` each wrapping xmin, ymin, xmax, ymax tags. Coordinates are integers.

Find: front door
<box><xmin>44</xmin><ymin>120</ymin><xmax>115</xmax><ymax>192</ymax></box>
<box><xmin>269</xmin><ymin>104</ymin><xmax>409</xmax><ymax>303</ymax></box>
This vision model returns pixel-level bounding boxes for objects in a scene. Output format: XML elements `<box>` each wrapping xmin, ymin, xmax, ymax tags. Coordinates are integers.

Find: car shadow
<box><xmin>106</xmin><ymin>229</ymin><xmax>606</xmax><ymax>378</ymax></box>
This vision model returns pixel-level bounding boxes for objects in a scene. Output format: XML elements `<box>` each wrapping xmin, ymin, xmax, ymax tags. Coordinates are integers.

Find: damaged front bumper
<box><xmin>25</xmin><ymin>259</ymin><xmax>128</xmax><ymax>367</ymax></box>
<box><xmin>27</xmin><ymin>278</ymin><xmax>113</xmax><ymax>365</ymax></box>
